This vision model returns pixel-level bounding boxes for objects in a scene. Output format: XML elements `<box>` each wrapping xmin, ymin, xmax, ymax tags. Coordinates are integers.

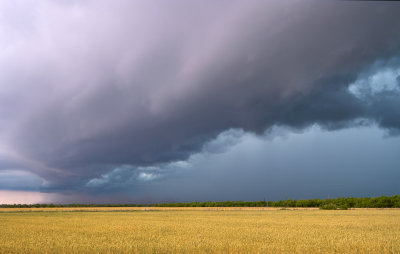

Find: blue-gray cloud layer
<box><xmin>0</xmin><ymin>0</ymin><xmax>400</xmax><ymax>199</ymax></box>
<box><xmin>85</xmin><ymin>126</ymin><xmax>400</xmax><ymax>202</ymax></box>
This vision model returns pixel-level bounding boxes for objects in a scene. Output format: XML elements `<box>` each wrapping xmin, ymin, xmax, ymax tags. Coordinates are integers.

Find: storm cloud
<box><xmin>1</xmin><ymin>0</ymin><xmax>400</xmax><ymax>200</ymax></box>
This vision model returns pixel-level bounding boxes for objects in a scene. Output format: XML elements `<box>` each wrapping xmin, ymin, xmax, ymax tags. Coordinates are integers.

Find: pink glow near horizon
<box><xmin>0</xmin><ymin>190</ymin><xmax>54</xmax><ymax>204</ymax></box>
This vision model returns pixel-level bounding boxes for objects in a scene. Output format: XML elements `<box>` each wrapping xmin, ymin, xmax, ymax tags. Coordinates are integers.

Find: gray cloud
<box><xmin>0</xmin><ymin>170</ymin><xmax>46</xmax><ymax>191</ymax></box>
<box><xmin>0</xmin><ymin>0</ymin><xmax>400</xmax><ymax>195</ymax></box>
<box><xmin>84</xmin><ymin>126</ymin><xmax>400</xmax><ymax>202</ymax></box>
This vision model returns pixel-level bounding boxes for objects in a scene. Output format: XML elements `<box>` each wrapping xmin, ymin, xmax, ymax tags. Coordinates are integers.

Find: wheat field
<box><xmin>0</xmin><ymin>209</ymin><xmax>399</xmax><ymax>253</ymax></box>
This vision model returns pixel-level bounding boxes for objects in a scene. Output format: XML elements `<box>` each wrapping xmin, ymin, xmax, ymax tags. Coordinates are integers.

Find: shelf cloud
<box><xmin>1</xmin><ymin>0</ymin><xmax>400</xmax><ymax>201</ymax></box>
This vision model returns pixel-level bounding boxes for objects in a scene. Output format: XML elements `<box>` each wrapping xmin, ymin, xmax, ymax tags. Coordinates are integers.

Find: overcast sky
<box><xmin>1</xmin><ymin>0</ymin><xmax>400</xmax><ymax>204</ymax></box>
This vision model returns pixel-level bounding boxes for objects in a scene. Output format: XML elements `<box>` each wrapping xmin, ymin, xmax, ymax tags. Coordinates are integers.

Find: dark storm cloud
<box><xmin>278</xmin><ymin>68</ymin><xmax>400</xmax><ymax>132</ymax></box>
<box><xmin>1</xmin><ymin>0</ymin><xmax>400</xmax><ymax>192</ymax></box>
<box><xmin>84</xmin><ymin>127</ymin><xmax>400</xmax><ymax>202</ymax></box>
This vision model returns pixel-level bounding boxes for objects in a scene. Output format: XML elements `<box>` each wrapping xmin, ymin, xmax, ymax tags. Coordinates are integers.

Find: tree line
<box><xmin>1</xmin><ymin>195</ymin><xmax>399</xmax><ymax>209</ymax></box>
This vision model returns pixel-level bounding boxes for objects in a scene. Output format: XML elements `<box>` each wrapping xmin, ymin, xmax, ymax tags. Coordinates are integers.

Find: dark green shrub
<box><xmin>319</xmin><ymin>203</ymin><xmax>348</xmax><ymax>210</ymax></box>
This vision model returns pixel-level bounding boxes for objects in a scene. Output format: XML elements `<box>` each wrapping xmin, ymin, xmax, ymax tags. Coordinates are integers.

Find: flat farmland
<box><xmin>0</xmin><ymin>209</ymin><xmax>399</xmax><ymax>253</ymax></box>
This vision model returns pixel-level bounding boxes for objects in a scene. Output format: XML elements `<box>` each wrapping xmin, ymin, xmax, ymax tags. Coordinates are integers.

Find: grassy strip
<box><xmin>1</xmin><ymin>195</ymin><xmax>399</xmax><ymax>209</ymax></box>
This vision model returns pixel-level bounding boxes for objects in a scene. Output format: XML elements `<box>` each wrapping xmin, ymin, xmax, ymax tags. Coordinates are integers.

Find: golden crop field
<box><xmin>0</xmin><ymin>209</ymin><xmax>399</xmax><ymax>253</ymax></box>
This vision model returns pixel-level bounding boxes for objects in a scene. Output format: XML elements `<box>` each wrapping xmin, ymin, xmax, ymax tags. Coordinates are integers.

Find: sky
<box><xmin>0</xmin><ymin>0</ymin><xmax>400</xmax><ymax>204</ymax></box>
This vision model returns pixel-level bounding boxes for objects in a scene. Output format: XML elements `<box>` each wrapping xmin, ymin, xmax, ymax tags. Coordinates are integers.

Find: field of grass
<box><xmin>0</xmin><ymin>209</ymin><xmax>399</xmax><ymax>253</ymax></box>
<box><xmin>0</xmin><ymin>207</ymin><xmax>319</xmax><ymax>212</ymax></box>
